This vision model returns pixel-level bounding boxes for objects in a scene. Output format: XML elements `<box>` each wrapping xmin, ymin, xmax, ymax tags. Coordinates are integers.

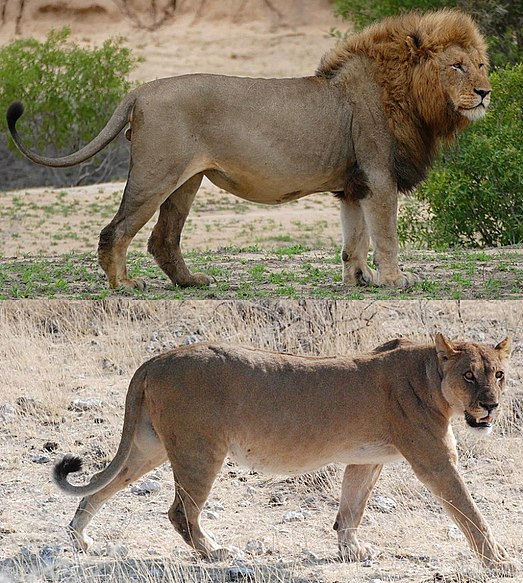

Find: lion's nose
<box><xmin>479</xmin><ymin>401</ymin><xmax>498</xmax><ymax>413</ymax></box>
<box><xmin>474</xmin><ymin>89</ymin><xmax>491</xmax><ymax>99</ymax></box>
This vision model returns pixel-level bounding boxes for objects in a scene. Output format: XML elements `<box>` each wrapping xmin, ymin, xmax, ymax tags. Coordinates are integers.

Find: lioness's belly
<box><xmin>228</xmin><ymin>440</ymin><xmax>403</xmax><ymax>475</ymax></box>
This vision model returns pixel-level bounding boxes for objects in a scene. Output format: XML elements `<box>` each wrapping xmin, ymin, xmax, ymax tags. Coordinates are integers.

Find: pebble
<box><xmin>30</xmin><ymin>453</ymin><xmax>51</xmax><ymax>464</ymax></box>
<box><xmin>371</xmin><ymin>495</ymin><xmax>397</xmax><ymax>512</ymax></box>
<box><xmin>245</xmin><ymin>539</ymin><xmax>265</xmax><ymax>555</ymax></box>
<box><xmin>203</xmin><ymin>510</ymin><xmax>219</xmax><ymax>520</ymax></box>
<box><xmin>227</xmin><ymin>566</ymin><xmax>255</xmax><ymax>581</ymax></box>
<box><xmin>0</xmin><ymin>403</ymin><xmax>16</xmax><ymax>422</ymax></box>
<box><xmin>282</xmin><ymin>511</ymin><xmax>305</xmax><ymax>523</ymax></box>
<box><xmin>68</xmin><ymin>398</ymin><xmax>103</xmax><ymax>412</ymax></box>
<box><xmin>301</xmin><ymin>549</ymin><xmax>320</xmax><ymax>564</ymax></box>
<box><xmin>183</xmin><ymin>335</ymin><xmax>200</xmax><ymax>345</ymax></box>
<box><xmin>130</xmin><ymin>479</ymin><xmax>161</xmax><ymax>495</ymax></box>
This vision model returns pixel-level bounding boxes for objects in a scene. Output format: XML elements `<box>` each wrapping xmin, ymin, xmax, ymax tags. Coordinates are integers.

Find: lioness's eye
<box><xmin>464</xmin><ymin>371</ymin><xmax>475</xmax><ymax>381</ymax></box>
<box><xmin>495</xmin><ymin>371</ymin><xmax>504</xmax><ymax>379</ymax></box>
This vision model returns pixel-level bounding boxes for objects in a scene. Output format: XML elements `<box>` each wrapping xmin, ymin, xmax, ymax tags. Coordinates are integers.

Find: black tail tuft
<box><xmin>53</xmin><ymin>454</ymin><xmax>83</xmax><ymax>484</ymax></box>
<box><xmin>6</xmin><ymin>102</ymin><xmax>24</xmax><ymax>132</ymax></box>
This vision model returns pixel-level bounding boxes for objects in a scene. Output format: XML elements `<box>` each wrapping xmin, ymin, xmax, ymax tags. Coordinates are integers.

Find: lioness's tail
<box><xmin>6</xmin><ymin>93</ymin><xmax>136</xmax><ymax>168</ymax></box>
<box><xmin>53</xmin><ymin>368</ymin><xmax>146</xmax><ymax>496</ymax></box>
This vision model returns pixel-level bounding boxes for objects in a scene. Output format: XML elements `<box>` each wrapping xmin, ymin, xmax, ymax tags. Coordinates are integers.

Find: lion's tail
<box><xmin>6</xmin><ymin>92</ymin><xmax>136</xmax><ymax>168</ymax></box>
<box><xmin>53</xmin><ymin>368</ymin><xmax>146</xmax><ymax>496</ymax></box>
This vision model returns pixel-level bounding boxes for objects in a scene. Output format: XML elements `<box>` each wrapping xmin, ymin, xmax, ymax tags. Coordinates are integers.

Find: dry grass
<box><xmin>0</xmin><ymin>300</ymin><xmax>522</xmax><ymax>583</ymax></box>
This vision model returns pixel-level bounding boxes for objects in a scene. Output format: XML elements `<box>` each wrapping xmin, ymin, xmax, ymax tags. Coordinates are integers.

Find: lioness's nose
<box><xmin>474</xmin><ymin>89</ymin><xmax>491</xmax><ymax>99</ymax></box>
<box><xmin>479</xmin><ymin>401</ymin><xmax>498</xmax><ymax>413</ymax></box>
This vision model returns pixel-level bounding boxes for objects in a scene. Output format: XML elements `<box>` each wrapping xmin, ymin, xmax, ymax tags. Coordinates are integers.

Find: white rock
<box><xmin>69</xmin><ymin>398</ymin><xmax>103</xmax><ymax>412</ymax></box>
<box><xmin>203</xmin><ymin>510</ymin><xmax>219</xmax><ymax>520</ymax></box>
<box><xmin>245</xmin><ymin>539</ymin><xmax>266</xmax><ymax>555</ymax></box>
<box><xmin>282</xmin><ymin>511</ymin><xmax>305</xmax><ymax>523</ymax></box>
<box><xmin>0</xmin><ymin>403</ymin><xmax>16</xmax><ymax>422</ymax></box>
<box><xmin>371</xmin><ymin>495</ymin><xmax>397</xmax><ymax>512</ymax></box>
<box><xmin>130</xmin><ymin>479</ymin><xmax>161</xmax><ymax>495</ymax></box>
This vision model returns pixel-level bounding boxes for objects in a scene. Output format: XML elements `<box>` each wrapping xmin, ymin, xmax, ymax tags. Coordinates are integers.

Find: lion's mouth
<box><xmin>464</xmin><ymin>411</ymin><xmax>493</xmax><ymax>429</ymax></box>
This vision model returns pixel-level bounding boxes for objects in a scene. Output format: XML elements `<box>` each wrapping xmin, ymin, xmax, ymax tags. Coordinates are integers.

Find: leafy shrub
<box><xmin>398</xmin><ymin>64</ymin><xmax>523</xmax><ymax>249</ymax></box>
<box><xmin>0</xmin><ymin>28</ymin><xmax>141</xmax><ymax>187</ymax></box>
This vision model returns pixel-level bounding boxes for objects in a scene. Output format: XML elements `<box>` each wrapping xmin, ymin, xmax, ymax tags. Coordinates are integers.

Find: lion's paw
<box><xmin>376</xmin><ymin>270</ymin><xmax>419</xmax><ymax>289</ymax></box>
<box><xmin>342</xmin><ymin>264</ymin><xmax>377</xmax><ymax>287</ymax></box>
<box><xmin>178</xmin><ymin>273</ymin><xmax>212</xmax><ymax>288</ymax></box>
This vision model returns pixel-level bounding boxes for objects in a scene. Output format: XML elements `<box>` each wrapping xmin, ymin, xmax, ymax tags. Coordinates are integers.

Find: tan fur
<box><xmin>54</xmin><ymin>335</ymin><xmax>517</xmax><ymax>575</ymax></box>
<box><xmin>7</xmin><ymin>10</ymin><xmax>490</xmax><ymax>290</ymax></box>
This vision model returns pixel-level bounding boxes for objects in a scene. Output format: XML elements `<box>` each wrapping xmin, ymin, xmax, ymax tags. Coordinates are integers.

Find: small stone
<box><xmin>301</xmin><ymin>549</ymin><xmax>320</xmax><ymax>564</ymax></box>
<box><xmin>131</xmin><ymin>479</ymin><xmax>161</xmax><ymax>495</ymax></box>
<box><xmin>0</xmin><ymin>403</ymin><xmax>16</xmax><ymax>422</ymax></box>
<box><xmin>282</xmin><ymin>511</ymin><xmax>305</xmax><ymax>523</ymax></box>
<box><xmin>203</xmin><ymin>510</ymin><xmax>219</xmax><ymax>520</ymax></box>
<box><xmin>205</xmin><ymin>501</ymin><xmax>225</xmax><ymax>512</ymax></box>
<box><xmin>362</xmin><ymin>558</ymin><xmax>373</xmax><ymax>567</ymax></box>
<box><xmin>227</xmin><ymin>566</ymin><xmax>255</xmax><ymax>581</ymax></box>
<box><xmin>104</xmin><ymin>542</ymin><xmax>128</xmax><ymax>557</ymax></box>
<box><xmin>245</xmin><ymin>539</ymin><xmax>265</xmax><ymax>555</ymax></box>
<box><xmin>183</xmin><ymin>335</ymin><xmax>199</xmax><ymax>345</ymax></box>
<box><xmin>68</xmin><ymin>398</ymin><xmax>103</xmax><ymax>412</ymax></box>
<box><xmin>371</xmin><ymin>495</ymin><xmax>397</xmax><ymax>512</ymax></box>
<box><xmin>238</xmin><ymin>500</ymin><xmax>251</xmax><ymax>507</ymax></box>
<box><xmin>30</xmin><ymin>453</ymin><xmax>51</xmax><ymax>464</ymax></box>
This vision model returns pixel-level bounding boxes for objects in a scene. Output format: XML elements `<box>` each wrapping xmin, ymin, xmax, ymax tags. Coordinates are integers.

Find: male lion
<box><xmin>54</xmin><ymin>334</ymin><xmax>517</xmax><ymax>575</ymax></box>
<box><xmin>7</xmin><ymin>10</ymin><xmax>490</xmax><ymax>290</ymax></box>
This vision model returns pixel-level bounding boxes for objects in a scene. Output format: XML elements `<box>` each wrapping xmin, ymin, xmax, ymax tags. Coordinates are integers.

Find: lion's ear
<box><xmin>495</xmin><ymin>337</ymin><xmax>512</xmax><ymax>360</ymax></box>
<box><xmin>435</xmin><ymin>333</ymin><xmax>459</xmax><ymax>362</ymax></box>
<box><xmin>405</xmin><ymin>33</ymin><xmax>431</xmax><ymax>62</ymax></box>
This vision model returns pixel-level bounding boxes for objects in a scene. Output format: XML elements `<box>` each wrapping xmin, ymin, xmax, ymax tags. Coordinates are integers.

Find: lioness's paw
<box><xmin>339</xmin><ymin>541</ymin><xmax>379</xmax><ymax>562</ymax></box>
<box><xmin>485</xmin><ymin>557</ymin><xmax>519</xmax><ymax>578</ymax></box>
<box><xmin>206</xmin><ymin>546</ymin><xmax>245</xmax><ymax>562</ymax></box>
<box><xmin>67</xmin><ymin>526</ymin><xmax>93</xmax><ymax>552</ymax></box>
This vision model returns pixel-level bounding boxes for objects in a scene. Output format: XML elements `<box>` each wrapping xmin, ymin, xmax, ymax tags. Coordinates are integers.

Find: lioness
<box><xmin>54</xmin><ymin>334</ymin><xmax>517</xmax><ymax>575</ymax></box>
<box><xmin>7</xmin><ymin>10</ymin><xmax>490</xmax><ymax>290</ymax></box>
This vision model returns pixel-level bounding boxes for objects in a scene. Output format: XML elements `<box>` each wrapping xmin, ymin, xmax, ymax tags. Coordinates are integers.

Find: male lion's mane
<box><xmin>316</xmin><ymin>10</ymin><xmax>488</xmax><ymax>194</ymax></box>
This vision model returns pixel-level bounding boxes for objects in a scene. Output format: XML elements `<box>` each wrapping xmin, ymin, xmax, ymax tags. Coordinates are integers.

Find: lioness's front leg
<box><xmin>335</xmin><ymin>464</ymin><xmax>382</xmax><ymax>561</ymax></box>
<box><xmin>410</xmin><ymin>458</ymin><xmax>517</xmax><ymax>576</ymax></box>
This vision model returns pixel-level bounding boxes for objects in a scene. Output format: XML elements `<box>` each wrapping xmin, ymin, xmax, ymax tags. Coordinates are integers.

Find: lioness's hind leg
<box><xmin>148</xmin><ymin>173</ymin><xmax>211</xmax><ymax>287</ymax></box>
<box><xmin>68</xmin><ymin>415</ymin><xmax>167</xmax><ymax>551</ymax></box>
<box><xmin>167</xmin><ymin>441</ymin><xmax>229</xmax><ymax>559</ymax></box>
<box><xmin>335</xmin><ymin>464</ymin><xmax>382</xmax><ymax>561</ymax></box>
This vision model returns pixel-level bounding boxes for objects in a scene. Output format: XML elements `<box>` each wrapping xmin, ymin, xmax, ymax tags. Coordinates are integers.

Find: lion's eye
<box><xmin>495</xmin><ymin>371</ymin><xmax>504</xmax><ymax>380</ymax></box>
<box><xmin>452</xmin><ymin>63</ymin><xmax>464</xmax><ymax>72</ymax></box>
<box><xmin>464</xmin><ymin>371</ymin><xmax>475</xmax><ymax>381</ymax></box>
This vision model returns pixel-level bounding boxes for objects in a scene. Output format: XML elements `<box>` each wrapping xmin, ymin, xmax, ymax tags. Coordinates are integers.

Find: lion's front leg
<box><xmin>340</xmin><ymin>199</ymin><xmax>376</xmax><ymax>286</ymax></box>
<box><xmin>410</xmin><ymin>457</ymin><xmax>518</xmax><ymax>576</ymax></box>
<box><xmin>335</xmin><ymin>464</ymin><xmax>382</xmax><ymax>562</ymax></box>
<box><xmin>359</xmin><ymin>184</ymin><xmax>418</xmax><ymax>288</ymax></box>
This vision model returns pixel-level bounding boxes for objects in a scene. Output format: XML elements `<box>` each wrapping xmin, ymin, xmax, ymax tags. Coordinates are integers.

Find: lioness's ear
<box><xmin>435</xmin><ymin>333</ymin><xmax>458</xmax><ymax>361</ymax></box>
<box><xmin>495</xmin><ymin>337</ymin><xmax>512</xmax><ymax>360</ymax></box>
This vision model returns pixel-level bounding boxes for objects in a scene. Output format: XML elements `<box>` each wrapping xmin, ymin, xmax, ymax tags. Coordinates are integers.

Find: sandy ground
<box><xmin>0</xmin><ymin>300</ymin><xmax>522</xmax><ymax>583</ymax></box>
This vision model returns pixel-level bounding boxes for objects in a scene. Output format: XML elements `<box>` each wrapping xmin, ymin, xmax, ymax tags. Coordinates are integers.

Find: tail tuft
<box><xmin>6</xmin><ymin>102</ymin><xmax>24</xmax><ymax>132</ymax></box>
<box><xmin>53</xmin><ymin>454</ymin><xmax>83</xmax><ymax>485</ymax></box>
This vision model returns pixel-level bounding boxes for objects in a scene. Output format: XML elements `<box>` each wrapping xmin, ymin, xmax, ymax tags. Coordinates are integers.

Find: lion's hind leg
<box><xmin>68</xmin><ymin>412</ymin><xmax>167</xmax><ymax>552</ymax></box>
<box><xmin>335</xmin><ymin>464</ymin><xmax>382</xmax><ymax>562</ymax></box>
<box><xmin>148</xmin><ymin>173</ymin><xmax>211</xmax><ymax>288</ymax></box>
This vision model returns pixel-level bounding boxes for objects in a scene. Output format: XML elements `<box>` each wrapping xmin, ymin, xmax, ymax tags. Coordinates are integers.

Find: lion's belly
<box><xmin>228</xmin><ymin>440</ymin><xmax>403</xmax><ymax>476</ymax></box>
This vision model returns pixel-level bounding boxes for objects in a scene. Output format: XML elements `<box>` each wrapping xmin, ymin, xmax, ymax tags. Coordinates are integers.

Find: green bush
<box><xmin>398</xmin><ymin>64</ymin><xmax>523</xmax><ymax>249</ymax></box>
<box><xmin>0</xmin><ymin>28</ymin><xmax>141</xmax><ymax>186</ymax></box>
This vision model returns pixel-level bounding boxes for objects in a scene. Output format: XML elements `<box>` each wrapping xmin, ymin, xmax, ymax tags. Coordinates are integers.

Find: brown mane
<box><xmin>317</xmin><ymin>9</ymin><xmax>488</xmax><ymax>192</ymax></box>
